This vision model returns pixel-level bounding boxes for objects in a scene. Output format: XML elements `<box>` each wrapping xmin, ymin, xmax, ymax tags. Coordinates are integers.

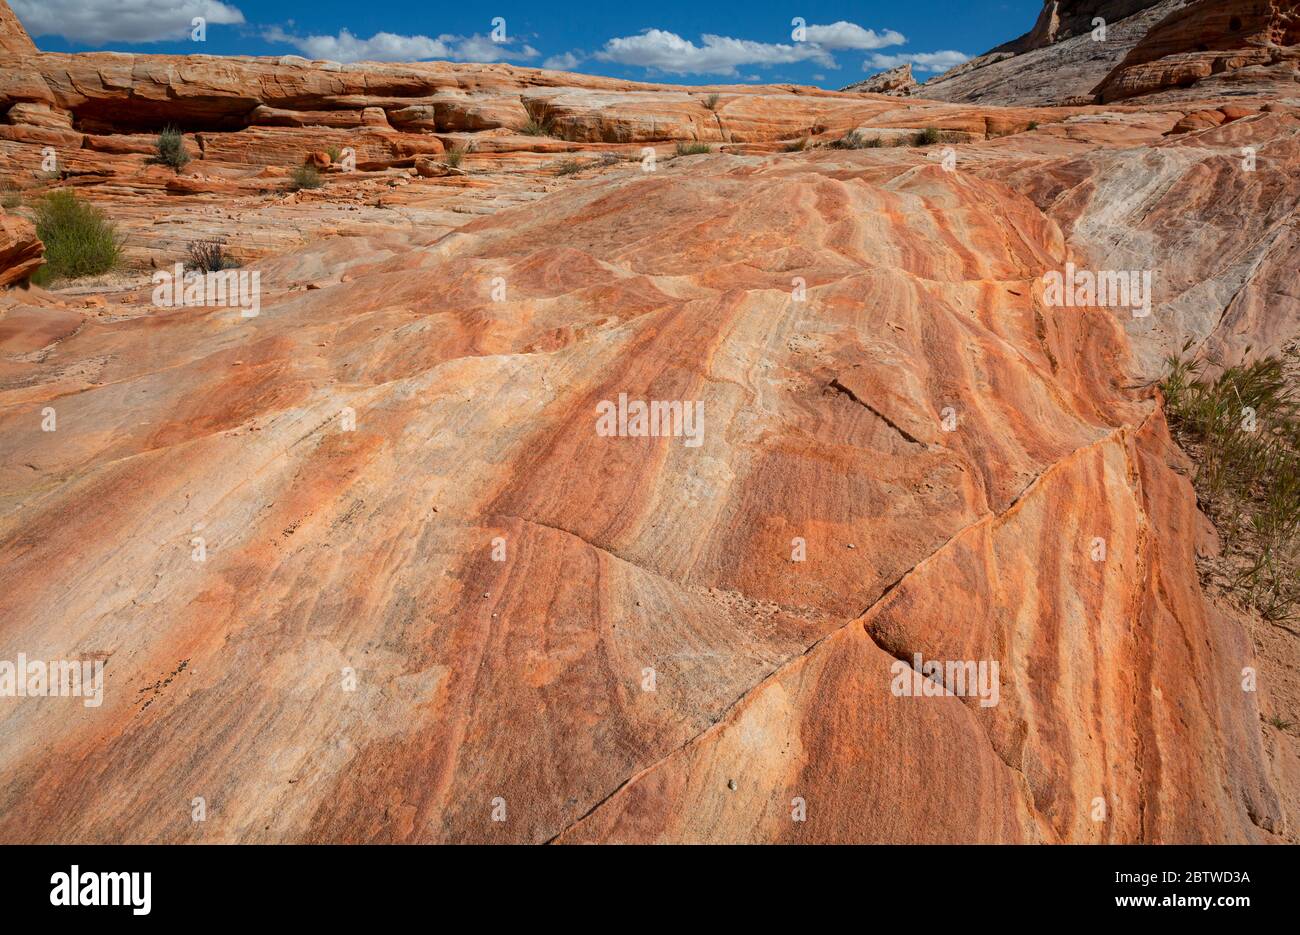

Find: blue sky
<box><xmin>12</xmin><ymin>0</ymin><xmax>1043</xmax><ymax>88</ymax></box>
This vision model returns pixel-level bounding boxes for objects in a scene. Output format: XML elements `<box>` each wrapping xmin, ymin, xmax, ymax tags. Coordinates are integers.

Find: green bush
<box><xmin>288</xmin><ymin>164</ymin><xmax>324</xmax><ymax>191</ymax></box>
<box><xmin>30</xmin><ymin>190</ymin><xmax>122</xmax><ymax>286</ymax></box>
<box><xmin>702</xmin><ymin>93</ymin><xmax>720</xmax><ymax>111</ymax></box>
<box><xmin>674</xmin><ymin>141</ymin><xmax>712</xmax><ymax>156</ymax></box>
<box><xmin>1162</xmin><ymin>348</ymin><xmax>1300</xmax><ymax>620</ymax></box>
<box><xmin>914</xmin><ymin>127</ymin><xmax>942</xmax><ymax>147</ymax></box>
<box><xmin>154</xmin><ymin>126</ymin><xmax>190</xmax><ymax>170</ymax></box>
<box><xmin>1</xmin><ymin>184</ymin><xmax>21</xmax><ymax>210</ymax></box>
<box><xmin>521</xmin><ymin>108</ymin><xmax>556</xmax><ymax>136</ymax></box>
<box><xmin>829</xmin><ymin>130</ymin><xmax>881</xmax><ymax>150</ymax></box>
<box><xmin>443</xmin><ymin>144</ymin><xmax>469</xmax><ymax>168</ymax></box>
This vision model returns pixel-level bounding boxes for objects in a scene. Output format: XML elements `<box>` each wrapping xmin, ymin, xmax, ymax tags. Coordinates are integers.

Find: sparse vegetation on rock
<box><xmin>153</xmin><ymin>126</ymin><xmax>190</xmax><ymax>170</ymax></box>
<box><xmin>521</xmin><ymin>107</ymin><xmax>557</xmax><ymax>136</ymax></box>
<box><xmin>29</xmin><ymin>189</ymin><xmax>122</xmax><ymax>285</ymax></box>
<box><xmin>443</xmin><ymin>143</ymin><xmax>472</xmax><ymax>168</ymax></box>
<box><xmin>829</xmin><ymin>130</ymin><xmax>882</xmax><ymax>149</ymax></box>
<box><xmin>1162</xmin><ymin>349</ymin><xmax>1300</xmax><ymax>620</ymax></box>
<box><xmin>186</xmin><ymin>238</ymin><xmax>238</xmax><ymax>273</ymax></box>
<box><xmin>288</xmin><ymin>164</ymin><xmax>324</xmax><ymax>191</ymax></box>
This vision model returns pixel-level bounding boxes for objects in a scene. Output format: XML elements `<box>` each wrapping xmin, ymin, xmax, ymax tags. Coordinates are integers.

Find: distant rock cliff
<box><xmin>840</xmin><ymin>63</ymin><xmax>918</xmax><ymax>97</ymax></box>
<box><xmin>913</xmin><ymin>0</ymin><xmax>1300</xmax><ymax>106</ymax></box>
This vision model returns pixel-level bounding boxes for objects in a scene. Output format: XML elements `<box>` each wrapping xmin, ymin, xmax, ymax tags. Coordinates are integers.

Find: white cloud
<box><xmin>264</xmin><ymin>26</ymin><xmax>538</xmax><ymax>64</ymax></box>
<box><xmin>543</xmin><ymin>51</ymin><xmax>582</xmax><ymax>71</ymax></box>
<box><xmin>595</xmin><ymin>29</ymin><xmax>836</xmax><ymax>76</ymax></box>
<box><xmin>865</xmin><ymin>50</ymin><xmax>971</xmax><ymax>73</ymax></box>
<box><xmin>11</xmin><ymin>0</ymin><xmax>243</xmax><ymax>45</ymax></box>
<box><xmin>803</xmin><ymin>22</ymin><xmax>905</xmax><ymax>50</ymax></box>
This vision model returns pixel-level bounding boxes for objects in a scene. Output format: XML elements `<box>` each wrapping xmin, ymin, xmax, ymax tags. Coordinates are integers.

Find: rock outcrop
<box><xmin>0</xmin><ymin>211</ymin><xmax>41</xmax><ymax>286</ymax></box>
<box><xmin>841</xmin><ymin>63</ymin><xmax>918</xmax><ymax>96</ymax></box>
<box><xmin>918</xmin><ymin>0</ymin><xmax>1189</xmax><ymax>104</ymax></box>
<box><xmin>919</xmin><ymin>0</ymin><xmax>1300</xmax><ymax>106</ymax></box>
<box><xmin>0</xmin><ymin>0</ymin><xmax>33</xmax><ymax>54</ymax></box>
<box><xmin>1094</xmin><ymin>0</ymin><xmax>1300</xmax><ymax>101</ymax></box>
<box><xmin>998</xmin><ymin>0</ymin><xmax>1171</xmax><ymax>53</ymax></box>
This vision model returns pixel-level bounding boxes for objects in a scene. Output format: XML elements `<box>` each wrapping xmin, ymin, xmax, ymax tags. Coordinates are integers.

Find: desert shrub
<box><xmin>596</xmin><ymin>152</ymin><xmax>623</xmax><ymax>166</ymax></box>
<box><xmin>1027</xmin><ymin>121</ymin><xmax>1039</xmax><ymax>131</ymax></box>
<box><xmin>554</xmin><ymin>158</ymin><xmax>586</xmax><ymax>176</ymax></box>
<box><xmin>30</xmin><ymin>190</ymin><xmax>122</xmax><ymax>285</ymax></box>
<box><xmin>1</xmin><ymin>184</ymin><xmax>21</xmax><ymax>210</ymax></box>
<box><xmin>288</xmin><ymin>164</ymin><xmax>324</xmax><ymax>191</ymax></box>
<box><xmin>913</xmin><ymin>127</ymin><xmax>942</xmax><ymax>146</ymax></box>
<box><xmin>325</xmin><ymin>145</ymin><xmax>343</xmax><ymax>163</ymax></box>
<box><xmin>829</xmin><ymin>130</ymin><xmax>881</xmax><ymax>150</ymax></box>
<box><xmin>674</xmin><ymin>141</ymin><xmax>712</xmax><ymax>156</ymax></box>
<box><xmin>702</xmin><ymin>93</ymin><xmax>720</xmax><ymax>111</ymax></box>
<box><xmin>186</xmin><ymin>238</ymin><xmax>238</xmax><ymax>273</ymax></box>
<box><xmin>443</xmin><ymin>143</ymin><xmax>472</xmax><ymax>168</ymax></box>
<box><xmin>783</xmin><ymin>137</ymin><xmax>809</xmax><ymax>152</ymax></box>
<box><xmin>154</xmin><ymin>126</ymin><xmax>190</xmax><ymax>170</ymax></box>
<box><xmin>1162</xmin><ymin>347</ymin><xmax>1300</xmax><ymax>620</ymax></box>
<box><xmin>521</xmin><ymin>107</ymin><xmax>556</xmax><ymax>136</ymax></box>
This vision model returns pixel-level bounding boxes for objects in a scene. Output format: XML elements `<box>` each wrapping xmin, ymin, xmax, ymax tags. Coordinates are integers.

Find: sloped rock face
<box><xmin>0</xmin><ymin>211</ymin><xmax>42</xmax><ymax>286</ymax></box>
<box><xmin>0</xmin><ymin>142</ymin><xmax>1288</xmax><ymax>843</ymax></box>
<box><xmin>921</xmin><ymin>0</ymin><xmax>1300</xmax><ymax>106</ymax></box>
<box><xmin>0</xmin><ymin>0</ymin><xmax>1295</xmax><ymax>844</ymax></box>
<box><xmin>561</xmin><ymin>413</ymin><xmax>1280</xmax><ymax>843</ymax></box>
<box><xmin>991</xmin><ymin>110</ymin><xmax>1300</xmax><ymax>377</ymax></box>
<box><xmin>1095</xmin><ymin>0</ymin><xmax>1300</xmax><ymax>101</ymax></box>
<box><xmin>919</xmin><ymin>0</ymin><xmax>1189</xmax><ymax>104</ymax></box>
<box><xmin>1001</xmin><ymin>0</ymin><xmax>1172</xmax><ymax>53</ymax></box>
<box><xmin>0</xmin><ymin>0</ymin><xmax>32</xmax><ymax>54</ymax></box>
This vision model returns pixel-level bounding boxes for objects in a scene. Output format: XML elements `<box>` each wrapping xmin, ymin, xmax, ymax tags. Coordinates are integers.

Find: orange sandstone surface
<box><xmin>0</xmin><ymin>0</ymin><xmax>1297</xmax><ymax>843</ymax></box>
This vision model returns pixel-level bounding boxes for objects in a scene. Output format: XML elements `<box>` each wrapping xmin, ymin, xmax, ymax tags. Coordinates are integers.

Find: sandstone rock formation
<box><xmin>841</xmin><ymin>63</ymin><xmax>917</xmax><ymax>96</ymax></box>
<box><xmin>1095</xmin><ymin>0</ymin><xmax>1300</xmax><ymax>101</ymax></box>
<box><xmin>918</xmin><ymin>0</ymin><xmax>1300</xmax><ymax>106</ymax></box>
<box><xmin>0</xmin><ymin>210</ymin><xmax>41</xmax><ymax>286</ymax></box>
<box><xmin>918</xmin><ymin>0</ymin><xmax>1188</xmax><ymax>104</ymax></box>
<box><xmin>0</xmin><ymin>0</ymin><xmax>1296</xmax><ymax>844</ymax></box>
<box><xmin>0</xmin><ymin>0</ymin><xmax>31</xmax><ymax>55</ymax></box>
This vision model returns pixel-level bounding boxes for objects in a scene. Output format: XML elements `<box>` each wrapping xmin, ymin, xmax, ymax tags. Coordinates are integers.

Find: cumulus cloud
<box><xmin>264</xmin><ymin>26</ymin><xmax>538</xmax><ymax>64</ymax></box>
<box><xmin>865</xmin><ymin>50</ymin><xmax>971</xmax><ymax>73</ymax></box>
<box><xmin>802</xmin><ymin>22</ymin><xmax>905</xmax><ymax>51</ymax></box>
<box><xmin>595</xmin><ymin>29</ymin><xmax>836</xmax><ymax>76</ymax></box>
<box><xmin>11</xmin><ymin>0</ymin><xmax>243</xmax><ymax>45</ymax></box>
<box><xmin>543</xmin><ymin>51</ymin><xmax>582</xmax><ymax>71</ymax></box>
